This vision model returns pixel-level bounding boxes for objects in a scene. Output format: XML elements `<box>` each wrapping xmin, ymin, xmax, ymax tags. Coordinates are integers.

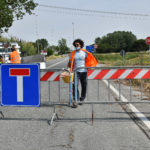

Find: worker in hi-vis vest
<box><xmin>0</xmin><ymin>55</ymin><xmax>4</xmax><ymax>64</ymax></box>
<box><xmin>68</xmin><ymin>39</ymin><xmax>98</xmax><ymax>108</ymax></box>
<box><xmin>9</xmin><ymin>46</ymin><xmax>21</xmax><ymax>64</ymax></box>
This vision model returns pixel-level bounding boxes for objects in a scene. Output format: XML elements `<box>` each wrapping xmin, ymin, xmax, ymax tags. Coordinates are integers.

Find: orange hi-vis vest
<box><xmin>10</xmin><ymin>51</ymin><xmax>21</xmax><ymax>64</ymax></box>
<box><xmin>68</xmin><ymin>49</ymin><xmax>98</xmax><ymax>71</ymax></box>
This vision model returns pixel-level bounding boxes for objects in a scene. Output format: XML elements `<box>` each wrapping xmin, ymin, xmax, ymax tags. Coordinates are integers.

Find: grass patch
<box><xmin>46</xmin><ymin>55</ymin><xmax>65</xmax><ymax>62</ymax></box>
<box><xmin>94</xmin><ymin>52</ymin><xmax>150</xmax><ymax>66</ymax></box>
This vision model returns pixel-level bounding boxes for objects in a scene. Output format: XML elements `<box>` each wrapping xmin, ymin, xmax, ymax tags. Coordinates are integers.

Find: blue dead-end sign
<box><xmin>1</xmin><ymin>64</ymin><xmax>40</xmax><ymax>106</ymax></box>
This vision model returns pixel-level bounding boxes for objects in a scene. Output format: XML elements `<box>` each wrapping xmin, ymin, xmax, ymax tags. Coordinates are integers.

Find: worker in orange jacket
<box><xmin>68</xmin><ymin>39</ymin><xmax>98</xmax><ymax>107</ymax></box>
<box><xmin>9</xmin><ymin>46</ymin><xmax>21</xmax><ymax>64</ymax></box>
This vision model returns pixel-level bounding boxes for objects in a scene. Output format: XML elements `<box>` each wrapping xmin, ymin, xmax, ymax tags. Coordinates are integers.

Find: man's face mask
<box><xmin>75</xmin><ymin>47</ymin><xmax>80</xmax><ymax>50</ymax></box>
<box><xmin>75</xmin><ymin>43</ymin><xmax>81</xmax><ymax>50</ymax></box>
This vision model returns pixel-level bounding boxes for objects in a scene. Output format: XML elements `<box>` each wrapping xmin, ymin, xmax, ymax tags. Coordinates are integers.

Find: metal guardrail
<box><xmin>21</xmin><ymin>54</ymin><xmax>45</xmax><ymax>63</ymax></box>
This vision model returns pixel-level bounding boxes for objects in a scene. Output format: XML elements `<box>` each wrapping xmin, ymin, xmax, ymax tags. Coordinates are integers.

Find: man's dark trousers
<box><xmin>73</xmin><ymin>72</ymin><xmax>87</xmax><ymax>101</ymax></box>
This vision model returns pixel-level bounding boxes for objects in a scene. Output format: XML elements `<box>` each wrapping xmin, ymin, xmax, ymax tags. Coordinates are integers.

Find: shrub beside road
<box><xmin>95</xmin><ymin>52</ymin><xmax>150</xmax><ymax>66</ymax></box>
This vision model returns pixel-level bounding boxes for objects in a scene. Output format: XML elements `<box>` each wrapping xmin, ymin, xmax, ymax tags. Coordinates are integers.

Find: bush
<box><xmin>47</xmin><ymin>48</ymin><xmax>53</xmax><ymax>56</ymax></box>
<box><xmin>21</xmin><ymin>42</ymin><xmax>36</xmax><ymax>56</ymax></box>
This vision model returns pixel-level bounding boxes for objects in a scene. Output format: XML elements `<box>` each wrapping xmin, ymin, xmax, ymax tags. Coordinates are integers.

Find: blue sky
<box><xmin>3</xmin><ymin>0</ymin><xmax>150</xmax><ymax>48</ymax></box>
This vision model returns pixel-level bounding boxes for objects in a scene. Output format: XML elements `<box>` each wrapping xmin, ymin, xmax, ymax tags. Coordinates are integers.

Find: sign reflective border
<box><xmin>1</xmin><ymin>64</ymin><xmax>40</xmax><ymax>106</ymax></box>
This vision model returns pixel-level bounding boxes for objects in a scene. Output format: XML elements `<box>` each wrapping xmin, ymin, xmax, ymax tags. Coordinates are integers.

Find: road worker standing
<box><xmin>68</xmin><ymin>39</ymin><xmax>98</xmax><ymax>107</ymax></box>
<box><xmin>0</xmin><ymin>55</ymin><xmax>4</xmax><ymax>64</ymax></box>
<box><xmin>9</xmin><ymin>46</ymin><xmax>21</xmax><ymax>64</ymax></box>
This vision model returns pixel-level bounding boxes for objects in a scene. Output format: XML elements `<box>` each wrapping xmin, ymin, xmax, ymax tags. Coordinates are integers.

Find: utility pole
<box><xmin>35</xmin><ymin>15</ymin><xmax>40</xmax><ymax>54</ymax></box>
<box><xmin>72</xmin><ymin>22</ymin><xmax>75</xmax><ymax>41</ymax></box>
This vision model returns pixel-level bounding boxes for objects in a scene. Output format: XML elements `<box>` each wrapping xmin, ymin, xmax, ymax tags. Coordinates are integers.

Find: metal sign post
<box><xmin>146</xmin><ymin>37</ymin><xmax>150</xmax><ymax>61</ymax></box>
<box><xmin>149</xmin><ymin>45</ymin><xmax>150</xmax><ymax>61</ymax></box>
<box><xmin>120</xmin><ymin>49</ymin><xmax>126</xmax><ymax>66</ymax></box>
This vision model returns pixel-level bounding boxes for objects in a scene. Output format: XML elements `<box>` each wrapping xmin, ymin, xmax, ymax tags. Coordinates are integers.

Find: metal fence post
<box><xmin>97</xmin><ymin>80</ymin><xmax>100</xmax><ymax>101</ymax></box>
<box><xmin>108</xmin><ymin>80</ymin><xmax>110</xmax><ymax>101</ymax></box>
<box><xmin>58</xmin><ymin>79</ymin><xmax>61</xmax><ymax>102</ymax></box>
<box><xmin>69</xmin><ymin>73</ymin><xmax>72</xmax><ymax>106</ymax></box>
<box><xmin>129</xmin><ymin>79</ymin><xmax>132</xmax><ymax>101</ymax></box>
<box><xmin>119</xmin><ymin>79</ymin><xmax>121</xmax><ymax>101</ymax></box>
<box><xmin>48</xmin><ymin>81</ymin><xmax>50</xmax><ymax>102</ymax></box>
<box><xmin>74</xmin><ymin>71</ymin><xmax>78</xmax><ymax>102</ymax></box>
<box><xmin>140</xmin><ymin>79</ymin><xmax>143</xmax><ymax>100</ymax></box>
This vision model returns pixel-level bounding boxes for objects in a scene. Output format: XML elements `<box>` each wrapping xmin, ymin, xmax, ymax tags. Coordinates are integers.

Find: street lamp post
<box><xmin>72</xmin><ymin>22</ymin><xmax>75</xmax><ymax>41</ymax></box>
<box><xmin>35</xmin><ymin>15</ymin><xmax>40</xmax><ymax>54</ymax></box>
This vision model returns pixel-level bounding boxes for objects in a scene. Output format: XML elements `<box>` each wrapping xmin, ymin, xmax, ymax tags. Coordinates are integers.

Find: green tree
<box><xmin>21</xmin><ymin>42</ymin><xmax>36</xmax><ymax>56</ymax></box>
<box><xmin>95</xmin><ymin>37</ymin><xmax>101</xmax><ymax>45</ymax></box>
<box><xmin>58</xmin><ymin>38</ymin><xmax>70</xmax><ymax>54</ymax></box>
<box><xmin>35</xmin><ymin>38</ymin><xmax>49</xmax><ymax>51</ymax></box>
<box><xmin>0</xmin><ymin>0</ymin><xmax>37</xmax><ymax>33</ymax></box>
<box><xmin>131</xmin><ymin>39</ymin><xmax>148</xmax><ymax>52</ymax></box>
<box><xmin>95</xmin><ymin>31</ymin><xmax>137</xmax><ymax>53</ymax></box>
<box><xmin>47</xmin><ymin>47</ymin><xmax>53</xmax><ymax>56</ymax></box>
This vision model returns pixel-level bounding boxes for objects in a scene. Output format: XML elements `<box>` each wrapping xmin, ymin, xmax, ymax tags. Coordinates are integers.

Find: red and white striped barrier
<box><xmin>88</xmin><ymin>69</ymin><xmax>150</xmax><ymax>80</ymax></box>
<box><xmin>40</xmin><ymin>69</ymin><xmax>150</xmax><ymax>81</ymax></box>
<box><xmin>40</xmin><ymin>72</ymin><xmax>60</xmax><ymax>81</ymax></box>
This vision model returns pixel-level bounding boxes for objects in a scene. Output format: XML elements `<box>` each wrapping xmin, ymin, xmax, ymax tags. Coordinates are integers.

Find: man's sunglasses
<box><xmin>75</xmin><ymin>44</ymin><xmax>80</xmax><ymax>47</ymax></box>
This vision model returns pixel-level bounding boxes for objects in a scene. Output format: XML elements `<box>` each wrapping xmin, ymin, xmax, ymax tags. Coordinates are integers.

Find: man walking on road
<box><xmin>68</xmin><ymin>39</ymin><xmax>98</xmax><ymax>107</ymax></box>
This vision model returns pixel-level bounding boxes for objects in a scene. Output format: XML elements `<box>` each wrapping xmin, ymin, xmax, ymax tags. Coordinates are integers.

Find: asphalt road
<box><xmin>0</xmin><ymin>57</ymin><xmax>150</xmax><ymax>150</ymax></box>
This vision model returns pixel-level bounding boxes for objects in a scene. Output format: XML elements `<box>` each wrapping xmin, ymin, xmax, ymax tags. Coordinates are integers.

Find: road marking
<box><xmin>47</xmin><ymin>57</ymin><xmax>68</xmax><ymax>68</ymax></box>
<box><xmin>103</xmin><ymin>80</ymin><xmax>150</xmax><ymax>130</ymax></box>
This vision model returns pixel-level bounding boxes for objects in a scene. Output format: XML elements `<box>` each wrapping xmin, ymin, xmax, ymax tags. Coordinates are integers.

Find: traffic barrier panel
<box><xmin>74</xmin><ymin>66</ymin><xmax>150</xmax><ymax>104</ymax></box>
<box><xmin>40</xmin><ymin>68</ymin><xmax>72</xmax><ymax>105</ymax></box>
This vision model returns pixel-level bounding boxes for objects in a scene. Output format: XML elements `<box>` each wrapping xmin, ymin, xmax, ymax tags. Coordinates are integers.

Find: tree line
<box><xmin>0</xmin><ymin>36</ymin><xmax>70</xmax><ymax>56</ymax></box>
<box><xmin>95</xmin><ymin>31</ymin><xmax>148</xmax><ymax>53</ymax></box>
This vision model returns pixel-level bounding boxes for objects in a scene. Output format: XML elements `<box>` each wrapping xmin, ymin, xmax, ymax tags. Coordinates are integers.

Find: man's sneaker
<box><xmin>72</xmin><ymin>101</ymin><xmax>78</xmax><ymax>108</ymax></box>
<box><xmin>79</xmin><ymin>97</ymin><xmax>85</xmax><ymax>105</ymax></box>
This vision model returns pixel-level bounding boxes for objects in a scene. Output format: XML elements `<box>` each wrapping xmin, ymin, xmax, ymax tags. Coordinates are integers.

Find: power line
<box><xmin>38</xmin><ymin>4</ymin><xmax>150</xmax><ymax>17</ymax></box>
<box><xmin>36</xmin><ymin>9</ymin><xmax>147</xmax><ymax>20</ymax></box>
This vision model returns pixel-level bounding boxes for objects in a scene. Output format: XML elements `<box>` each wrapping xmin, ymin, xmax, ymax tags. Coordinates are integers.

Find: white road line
<box><xmin>103</xmin><ymin>80</ymin><xmax>150</xmax><ymax>130</ymax></box>
<box><xmin>47</xmin><ymin>57</ymin><xmax>68</xmax><ymax>68</ymax></box>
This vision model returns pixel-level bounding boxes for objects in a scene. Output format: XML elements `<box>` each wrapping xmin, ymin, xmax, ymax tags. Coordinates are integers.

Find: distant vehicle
<box><xmin>0</xmin><ymin>42</ymin><xmax>21</xmax><ymax>63</ymax></box>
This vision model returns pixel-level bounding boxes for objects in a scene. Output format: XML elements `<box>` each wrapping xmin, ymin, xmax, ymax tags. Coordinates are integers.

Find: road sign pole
<box><xmin>146</xmin><ymin>37</ymin><xmax>150</xmax><ymax>60</ymax></box>
<box><xmin>123</xmin><ymin>55</ymin><xmax>125</xmax><ymax>66</ymax></box>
